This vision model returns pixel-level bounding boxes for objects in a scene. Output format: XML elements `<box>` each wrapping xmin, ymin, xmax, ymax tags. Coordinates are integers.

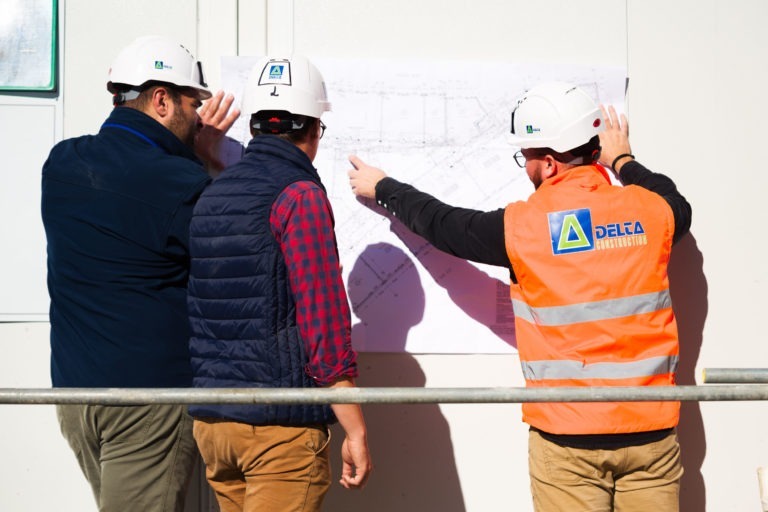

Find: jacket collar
<box><xmin>542</xmin><ymin>164</ymin><xmax>612</xmax><ymax>190</ymax></box>
<box><xmin>100</xmin><ymin>106</ymin><xmax>200</xmax><ymax>163</ymax></box>
<box><xmin>244</xmin><ymin>135</ymin><xmax>322</xmax><ymax>183</ymax></box>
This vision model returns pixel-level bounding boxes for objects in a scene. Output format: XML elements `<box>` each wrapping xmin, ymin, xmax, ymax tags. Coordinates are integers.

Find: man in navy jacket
<box><xmin>41</xmin><ymin>35</ymin><xmax>238</xmax><ymax>512</ymax></box>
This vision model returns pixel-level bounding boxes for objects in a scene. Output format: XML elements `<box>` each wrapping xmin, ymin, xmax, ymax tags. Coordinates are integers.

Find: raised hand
<box><xmin>195</xmin><ymin>90</ymin><xmax>241</xmax><ymax>172</ymax></box>
<box><xmin>348</xmin><ymin>155</ymin><xmax>388</xmax><ymax>199</ymax></box>
<box><xmin>598</xmin><ymin>104</ymin><xmax>633</xmax><ymax>175</ymax></box>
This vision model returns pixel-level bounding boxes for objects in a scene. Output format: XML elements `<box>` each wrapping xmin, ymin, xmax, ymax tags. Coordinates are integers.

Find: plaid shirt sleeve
<box><xmin>270</xmin><ymin>181</ymin><xmax>358</xmax><ymax>385</ymax></box>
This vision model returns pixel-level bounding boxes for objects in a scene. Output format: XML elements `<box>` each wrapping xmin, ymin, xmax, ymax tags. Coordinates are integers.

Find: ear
<box><xmin>309</xmin><ymin>118</ymin><xmax>321</xmax><ymax>142</ymax></box>
<box><xmin>150</xmin><ymin>87</ymin><xmax>173</xmax><ymax>119</ymax></box>
<box><xmin>541</xmin><ymin>154</ymin><xmax>558</xmax><ymax>180</ymax></box>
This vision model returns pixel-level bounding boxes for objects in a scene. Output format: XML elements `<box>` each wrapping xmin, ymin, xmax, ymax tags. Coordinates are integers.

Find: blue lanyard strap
<box><xmin>101</xmin><ymin>122</ymin><xmax>161</xmax><ymax>149</ymax></box>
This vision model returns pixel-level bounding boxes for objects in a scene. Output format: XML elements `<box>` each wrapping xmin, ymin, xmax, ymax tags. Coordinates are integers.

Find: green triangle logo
<box><xmin>557</xmin><ymin>214</ymin><xmax>591</xmax><ymax>251</ymax></box>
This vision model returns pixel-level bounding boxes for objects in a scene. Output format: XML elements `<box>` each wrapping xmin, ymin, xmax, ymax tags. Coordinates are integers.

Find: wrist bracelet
<box><xmin>611</xmin><ymin>153</ymin><xmax>635</xmax><ymax>170</ymax></box>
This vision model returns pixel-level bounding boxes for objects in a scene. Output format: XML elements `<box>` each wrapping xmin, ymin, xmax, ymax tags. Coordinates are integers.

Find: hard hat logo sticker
<box><xmin>154</xmin><ymin>61</ymin><xmax>163</xmax><ymax>69</ymax></box>
<box><xmin>258</xmin><ymin>61</ymin><xmax>292</xmax><ymax>86</ymax></box>
<box><xmin>526</xmin><ymin>125</ymin><xmax>541</xmax><ymax>134</ymax></box>
<box><xmin>269</xmin><ymin>65</ymin><xmax>284</xmax><ymax>79</ymax></box>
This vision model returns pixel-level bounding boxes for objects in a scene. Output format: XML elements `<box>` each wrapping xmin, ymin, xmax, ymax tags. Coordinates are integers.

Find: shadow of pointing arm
<box><xmin>389</xmin><ymin>219</ymin><xmax>517</xmax><ymax>348</ymax></box>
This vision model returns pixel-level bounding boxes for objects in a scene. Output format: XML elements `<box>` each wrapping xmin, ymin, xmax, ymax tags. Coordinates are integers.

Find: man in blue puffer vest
<box><xmin>187</xmin><ymin>55</ymin><xmax>372</xmax><ymax>511</ymax></box>
<box><xmin>42</xmin><ymin>36</ymin><xmax>239</xmax><ymax>512</ymax></box>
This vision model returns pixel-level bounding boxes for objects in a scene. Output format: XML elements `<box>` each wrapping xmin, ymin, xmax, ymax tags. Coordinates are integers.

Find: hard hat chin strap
<box><xmin>562</xmin><ymin>148</ymin><xmax>601</xmax><ymax>166</ymax></box>
<box><xmin>113</xmin><ymin>89</ymin><xmax>141</xmax><ymax>106</ymax></box>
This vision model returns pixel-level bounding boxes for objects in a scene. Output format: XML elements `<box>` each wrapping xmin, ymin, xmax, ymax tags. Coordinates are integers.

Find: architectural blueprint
<box><xmin>222</xmin><ymin>57</ymin><xmax>626</xmax><ymax>353</ymax></box>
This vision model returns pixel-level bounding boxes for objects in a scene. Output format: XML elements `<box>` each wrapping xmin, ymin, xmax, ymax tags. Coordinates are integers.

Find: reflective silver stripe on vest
<box><xmin>521</xmin><ymin>355</ymin><xmax>679</xmax><ymax>381</ymax></box>
<box><xmin>512</xmin><ymin>290</ymin><xmax>671</xmax><ymax>326</ymax></box>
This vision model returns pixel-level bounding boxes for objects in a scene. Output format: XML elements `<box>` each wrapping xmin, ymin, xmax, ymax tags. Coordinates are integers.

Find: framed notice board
<box><xmin>0</xmin><ymin>0</ymin><xmax>58</xmax><ymax>91</ymax></box>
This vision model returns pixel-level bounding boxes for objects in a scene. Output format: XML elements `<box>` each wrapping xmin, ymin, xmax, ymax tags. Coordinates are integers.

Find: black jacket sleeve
<box><xmin>618</xmin><ymin>160</ymin><xmax>692</xmax><ymax>244</ymax></box>
<box><xmin>374</xmin><ymin>177</ymin><xmax>511</xmax><ymax>269</ymax></box>
<box><xmin>373</xmin><ymin>161</ymin><xmax>691</xmax><ymax>268</ymax></box>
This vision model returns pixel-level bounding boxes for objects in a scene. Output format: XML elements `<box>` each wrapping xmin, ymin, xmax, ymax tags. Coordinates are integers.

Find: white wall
<box><xmin>1</xmin><ymin>0</ymin><xmax>767</xmax><ymax>511</ymax></box>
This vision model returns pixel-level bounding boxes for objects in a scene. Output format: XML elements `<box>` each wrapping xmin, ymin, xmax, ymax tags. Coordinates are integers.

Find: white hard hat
<box><xmin>508</xmin><ymin>82</ymin><xmax>603</xmax><ymax>153</ymax></box>
<box><xmin>107</xmin><ymin>35</ymin><xmax>212</xmax><ymax>100</ymax></box>
<box><xmin>241</xmin><ymin>55</ymin><xmax>331</xmax><ymax>119</ymax></box>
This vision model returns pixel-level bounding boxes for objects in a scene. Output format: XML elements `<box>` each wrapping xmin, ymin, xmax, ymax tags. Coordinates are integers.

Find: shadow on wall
<box><xmin>324</xmin><ymin>243</ymin><xmax>466</xmax><ymax>511</ymax></box>
<box><xmin>668</xmin><ymin>234</ymin><xmax>708</xmax><ymax>512</ymax></box>
<box><xmin>389</xmin><ymin>220</ymin><xmax>517</xmax><ymax>350</ymax></box>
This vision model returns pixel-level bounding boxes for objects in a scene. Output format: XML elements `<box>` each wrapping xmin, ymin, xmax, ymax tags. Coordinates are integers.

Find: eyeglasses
<box><xmin>319</xmin><ymin>121</ymin><xmax>327</xmax><ymax>139</ymax></box>
<box><xmin>514</xmin><ymin>149</ymin><xmax>549</xmax><ymax>168</ymax></box>
<box><xmin>513</xmin><ymin>150</ymin><xmax>526</xmax><ymax>168</ymax></box>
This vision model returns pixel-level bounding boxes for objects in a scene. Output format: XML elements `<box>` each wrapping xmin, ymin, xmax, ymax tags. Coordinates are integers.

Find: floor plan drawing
<box><xmin>222</xmin><ymin>57</ymin><xmax>626</xmax><ymax>353</ymax></box>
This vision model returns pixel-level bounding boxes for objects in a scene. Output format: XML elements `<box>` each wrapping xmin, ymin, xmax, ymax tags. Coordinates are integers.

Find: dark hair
<box><xmin>529</xmin><ymin>136</ymin><xmax>601</xmax><ymax>165</ymax></box>
<box><xmin>249</xmin><ymin>111</ymin><xmax>318</xmax><ymax>144</ymax></box>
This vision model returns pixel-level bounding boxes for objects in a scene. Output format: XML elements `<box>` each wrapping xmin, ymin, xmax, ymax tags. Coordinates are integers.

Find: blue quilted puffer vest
<box><xmin>187</xmin><ymin>135</ymin><xmax>336</xmax><ymax>425</ymax></box>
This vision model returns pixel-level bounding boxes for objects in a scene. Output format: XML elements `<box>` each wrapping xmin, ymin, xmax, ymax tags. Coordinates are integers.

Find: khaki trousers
<box><xmin>529</xmin><ymin>429</ymin><xmax>683</xmax><ymax>512</ymax></box>
<box><xmin>193</xmin><ymin>419</ymin><xmax>331</xmax><ymax>512</ymax></box>
<box><xmin>57</xmin><ymin>404</ymin><xmax>197</xmax><ymax>512</ymax></box>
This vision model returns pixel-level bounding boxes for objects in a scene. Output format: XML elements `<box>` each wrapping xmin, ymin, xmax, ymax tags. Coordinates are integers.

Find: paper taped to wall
<box><xmin>222</xmin><ymin>57</ymin><xmax>626</xmax><ymax>354</ymax></box>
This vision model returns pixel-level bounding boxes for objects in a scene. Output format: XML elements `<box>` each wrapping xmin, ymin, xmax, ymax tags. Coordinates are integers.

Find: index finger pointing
<box><xmin>348</xmin><ymin>154</ymin><xmax>364</xmax><ymax>170</ymax></box>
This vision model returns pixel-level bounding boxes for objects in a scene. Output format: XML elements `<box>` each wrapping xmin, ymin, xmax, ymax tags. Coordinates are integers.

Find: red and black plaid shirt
<box><xmin>270</xmin><ymin>181</ymin><xmax>358</xmax><ymax>386</ymax></box>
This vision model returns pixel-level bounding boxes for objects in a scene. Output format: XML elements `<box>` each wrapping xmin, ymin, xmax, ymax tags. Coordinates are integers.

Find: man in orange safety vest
<box><xmin>347</xmin><ymin>81</ymin><xmax>691</xmax><ymax>511</ymax></box>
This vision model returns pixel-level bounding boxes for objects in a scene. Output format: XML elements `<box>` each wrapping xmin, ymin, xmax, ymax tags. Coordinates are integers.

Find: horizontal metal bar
<box><xmin>1</xmin><ymin>385</ymin><xmax>768</xmax><ymax>406</ymax></box>
<box><xmin>703</xmin><ymin>368</ymin><xmax>768</xmax><ymax>384</ymax></box>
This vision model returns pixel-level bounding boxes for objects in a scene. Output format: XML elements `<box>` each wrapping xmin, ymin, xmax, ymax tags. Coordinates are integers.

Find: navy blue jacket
<box><xmin>188</xmin><ymin>136</ymin><xmax>336</xmax><ymax>426</ymax></box>
<box><xmin>42</xmin><ymin>107</ymin><xmax>210</xmax><ymax>387</ymax></box>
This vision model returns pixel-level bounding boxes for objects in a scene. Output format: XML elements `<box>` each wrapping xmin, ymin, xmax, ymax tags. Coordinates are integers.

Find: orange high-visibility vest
<box><xmin>504</xmin><ymin>165</ymin><xmax>679</xmax><ymax>435</ymax></box>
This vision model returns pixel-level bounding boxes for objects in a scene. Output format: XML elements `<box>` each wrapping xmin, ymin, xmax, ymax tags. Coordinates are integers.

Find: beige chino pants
<box><xmin>193</xmin><ymin>418</ymin><xmax>331</xmax><ymax>512</ymax></box>
<box><xmin>529</xmin><ymin>429</ymin><xmax>683</xmax><ymax>512</ymax></box>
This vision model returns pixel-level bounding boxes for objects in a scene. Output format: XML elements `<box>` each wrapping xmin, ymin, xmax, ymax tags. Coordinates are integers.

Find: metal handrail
<box><xmin>1</xmin><ymin>384</ymin><xmax>768</xmax><ymax>405</ymax></box>
<box><xmin>703</xmin><ymin>368</ymin><xmax>768</xmax><ymax>384</ymax></box>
